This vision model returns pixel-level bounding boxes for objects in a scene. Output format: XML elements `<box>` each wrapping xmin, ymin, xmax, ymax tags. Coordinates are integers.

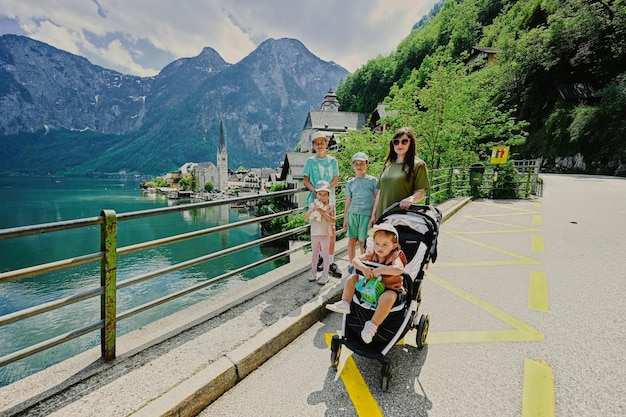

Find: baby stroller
<box><xmin>329</xmin><ymin>203</ymin><xmax>442</xmax><ymax>391</ymax></box>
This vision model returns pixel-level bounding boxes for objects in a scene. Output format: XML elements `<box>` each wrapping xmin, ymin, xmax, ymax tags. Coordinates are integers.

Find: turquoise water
<box><xmin>0</xmin><ymin>176</ymin><xmax>280</xmax><ymax>386</ymax></box>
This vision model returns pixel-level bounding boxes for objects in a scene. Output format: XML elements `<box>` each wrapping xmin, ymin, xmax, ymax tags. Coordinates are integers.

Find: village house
<box><xmin>196</xmin><ymin>162</ymin><xmax>220</xmax><ymax>191</ymax></box>
<box><xmin>278</xmin><ymin>152</ymin><xmax>311</xmax><ymax>208</ymax></box>
<box><xmin>368</xmin><ymin>103</ymin><xmax>398</xmax><ymax>134</ymax></box>
<box><xmin>299</xmin><ymin>89</ymin><xmax>368</xmax><ymax>152</ymax></box>
<box><xmin>465</xmin><ymin>46</ymin><xmax>500</xmax><ymax>67</ymax></box>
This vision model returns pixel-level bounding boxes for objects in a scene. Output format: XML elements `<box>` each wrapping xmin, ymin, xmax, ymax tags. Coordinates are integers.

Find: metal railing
<box><xmin>1</xmin><ymin>160</ymin><xmax>541</xmax><ymax>373</ymax></box>
<box><xmin>425</xmin><ymin>159</ymin><xmax>542</xmax><ymax>203</ymax></box>
<box><xmin>0</xmin><ymin>187</ymin><xmax>312</xmax><ymax>369</ymax></box>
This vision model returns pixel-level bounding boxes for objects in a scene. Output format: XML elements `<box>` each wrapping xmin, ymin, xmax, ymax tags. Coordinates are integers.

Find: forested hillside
<box><xmin>337</xmin><ymin>0</ymin><xmax>626</xmax><ymax>174</ymax></box>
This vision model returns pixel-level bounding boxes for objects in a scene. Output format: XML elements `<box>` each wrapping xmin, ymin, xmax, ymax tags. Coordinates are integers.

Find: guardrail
<box><xmin>425</xmin><ymin>159</ymin><xmax>541</xmax><ymax>203</ymax></box>
<box><xmin>0</xmin><ymin>160</ymin><xmax>540</xmax><ymax>376</ymax></box>
<box><xmin>0</xmin><ymin>187</ymin><xmax>312</xmax><ymax>369</ymax></box>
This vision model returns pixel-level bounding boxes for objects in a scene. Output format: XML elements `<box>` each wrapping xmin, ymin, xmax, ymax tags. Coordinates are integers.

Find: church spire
<box><xmin>219</xmin><ymin>119</ymin><xmax>226</xmax><ymax>152</ymax></box>
<box><xmin>217</xmin><ymin>118</ymin><xmax>228</xmax><ymax>192</ymax></box>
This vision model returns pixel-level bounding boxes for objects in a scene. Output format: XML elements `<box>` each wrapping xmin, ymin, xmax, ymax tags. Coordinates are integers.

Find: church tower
<box><xmin>320</xmin><ymin>88</ymin><xmax>340</xmax><ymax>111</ymax></box>
<box><xmin>217</xmin><ymin>120</ymin><xmax>228</xmax><ymax>192</ymax></box>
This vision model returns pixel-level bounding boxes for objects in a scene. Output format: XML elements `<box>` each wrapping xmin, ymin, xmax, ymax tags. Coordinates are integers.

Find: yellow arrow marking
<box><xmin>324</xmin><ymin>333</ymin><xmax>383</xmax><ymax>417</ymax></box>
<box><xmin>522</xmin><ymin>359</ymin><xmax>555</xmax><ymax>417</ymax></box>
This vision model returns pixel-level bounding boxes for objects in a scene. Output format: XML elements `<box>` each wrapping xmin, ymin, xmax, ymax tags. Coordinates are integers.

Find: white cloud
<box><xmin>0</xmin><ymin>0</ymin><xmax>439</xmax><ymax>76</ymax></box>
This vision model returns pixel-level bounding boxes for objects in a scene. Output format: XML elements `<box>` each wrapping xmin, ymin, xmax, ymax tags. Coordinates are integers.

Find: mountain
<box><xmin>0</xmin><ymin>35</ymin><xmax>349</xmax><ymax>175</ymax></box>
<box><xmin>0</xmin><ymin>34</ymin><xmax>151</xmax><ymax>135</ymax></box>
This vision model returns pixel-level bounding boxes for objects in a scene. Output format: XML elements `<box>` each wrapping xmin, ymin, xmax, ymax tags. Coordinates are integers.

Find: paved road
<box><xmin>199</xmin><ymin>174</ymin><xmax>626</xmax><ymax>417</ymax></box>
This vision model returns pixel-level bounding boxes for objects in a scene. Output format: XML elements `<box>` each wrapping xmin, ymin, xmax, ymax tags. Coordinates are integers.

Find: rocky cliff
<box><xmin>0</xmin><ymin>35</ymin><xmax>349</xmax><ymax>174</ymax></box>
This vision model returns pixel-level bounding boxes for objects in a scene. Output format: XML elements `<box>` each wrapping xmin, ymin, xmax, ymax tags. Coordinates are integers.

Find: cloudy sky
<box><xmin>0</xmin><ymin>0</ymin><xmax>439</xmax><ymax>77</ymax></box>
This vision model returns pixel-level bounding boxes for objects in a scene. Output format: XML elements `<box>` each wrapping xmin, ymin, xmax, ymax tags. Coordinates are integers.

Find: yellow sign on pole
<box><xmin>490</xmin><ymin>145</ymin><xmax>510</xmax><ymax>164</ymax></box>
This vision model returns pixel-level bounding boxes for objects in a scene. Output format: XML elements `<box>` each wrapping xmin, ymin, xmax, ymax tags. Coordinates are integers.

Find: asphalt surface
<box><xmin>3</xmin><ymin>174</ymin><xmax>624</xmax><ymax>417</ymax></box>
<box><xmin>200</xmin><ymin>174</ymin><xmax>626</xmax><ymax>417</ymax></box>
<box><xmin>0</xmin><ymin>196</ymin><xmax>468</xmax><ymax>417</ymax></box>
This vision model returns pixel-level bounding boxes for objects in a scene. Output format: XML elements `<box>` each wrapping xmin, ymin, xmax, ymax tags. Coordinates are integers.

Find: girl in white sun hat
<box><xmin>304</xmin><ymin>180</ymin><xmax>336</xmax><ymax>285</ymax></box>
<box><xmin>326</xmin><ymin>223</ymin><xmax>407</xmax><ymax>343</ymax></box>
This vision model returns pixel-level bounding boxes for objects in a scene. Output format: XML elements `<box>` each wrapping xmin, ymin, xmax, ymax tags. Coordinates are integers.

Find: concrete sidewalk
<box><xmin>0</xmin><ymin>198</ymin><xmax>471</xmax><ymax>417</ymax></box>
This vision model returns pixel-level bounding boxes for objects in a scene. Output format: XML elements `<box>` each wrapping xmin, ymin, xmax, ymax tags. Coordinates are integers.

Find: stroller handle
<box><xmin>377</xmin><ymin>202</ymin><xmax>441</xmax><ymax>221</ymax></box>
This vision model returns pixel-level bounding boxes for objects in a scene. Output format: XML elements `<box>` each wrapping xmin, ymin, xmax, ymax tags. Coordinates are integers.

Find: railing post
<box><xmin>426</xmin><ymin>169</ymin><xmax>433</xmax><ymax>204</ymax></box>
<box><xmin>525</xmin><ymin>167</ymin><xmax>533</xmax><ymax>198</ymax></box>
<box><xmin>100</xmin><ymin>209</ymin><xmax>117</xmax><ymax>361</ymax></box>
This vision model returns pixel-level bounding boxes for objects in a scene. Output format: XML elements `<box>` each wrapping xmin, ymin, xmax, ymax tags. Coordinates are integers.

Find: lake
<box><xmin>0</xmin><ymin>176</ymin><xmax>281</xmax><ymax>387</ymax></box>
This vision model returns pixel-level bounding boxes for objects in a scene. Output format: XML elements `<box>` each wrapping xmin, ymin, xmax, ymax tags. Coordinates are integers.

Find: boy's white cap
<box><xmin>315</xmin><ymin>180</ymin><xmax>331</xmax><ymax>193</ymax></box>
<box><xmin>311</xmin><ymin>132</ymin><xmax>327</xmax><ymax>142</ymax></box>
<box><xmin>368</xmin><ymin>223</ymin><xmax>399</xmax><ymax>240</ymax></box>
<box><xmin>351</xmin><ymin>152</ymin><xmax>368</xmax><ymax>162</ymax></box>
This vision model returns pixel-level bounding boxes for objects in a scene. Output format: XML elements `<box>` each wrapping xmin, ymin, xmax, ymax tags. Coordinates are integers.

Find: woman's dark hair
<box><xmin>384</xmin><ymin>127</ymin><xmax>417</xmax><ymax>182</ymax></box>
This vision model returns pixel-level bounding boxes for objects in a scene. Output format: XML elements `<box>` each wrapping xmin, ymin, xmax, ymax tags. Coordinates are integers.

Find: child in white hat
<box><xmin>304</xmin><ymin>180</ymin><xmax>336</xmax><ymax>285</ymax></box>
<box><xmin>326</xmin><ymin>223</ymin><xmax>406</xmax><ymax>344</ymax></box>
<box><xmin>343</xmin><ymin>152</ymin><xmax>378</xmax><ymax>273</ymax></box>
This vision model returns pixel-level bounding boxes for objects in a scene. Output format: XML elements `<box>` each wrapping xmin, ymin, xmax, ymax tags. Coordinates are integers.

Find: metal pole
<box><xmin>426</xmin><ymin>169</ymin><xmax>433</xmax><ymax>204</ymax></box>
<box><xmin>100</xmin><ymin>209</ymin><xmax>117</xmax><ymax>361</ymax></box>
<box><xmin>525</xmin><ymin>167</ymin><xmax>532</xmax><ymax>198</ymax></box>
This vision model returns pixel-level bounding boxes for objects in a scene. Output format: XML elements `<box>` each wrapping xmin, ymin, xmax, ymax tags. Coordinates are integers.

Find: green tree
<box><xmin>151</xmin><ymin>177</ymin><xmax>168</xmax><ymax>187</ymax></box>
<box><xmin>204</xmin><ymin>180</ymin><xmax>214</xmax><ymax>192</ymax></box>
<box><xmin>178</xmin><ymin>177</ymin><xmax>191</xmax><ymax>191</ymax></box>
<box><xmin>190</xmin><ymin>167</ymin><xmax>198</xmax><ymax>191</ymax></box>
<box><xmin>383</xmin><ymin>59</ymin><xmax>527</xmax><ymax>170</ymax></box>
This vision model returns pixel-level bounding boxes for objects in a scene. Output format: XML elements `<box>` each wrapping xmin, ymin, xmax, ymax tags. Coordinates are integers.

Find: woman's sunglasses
<box><xmin>392</xmin><ymin>138</ymin><xmax>410</xmax><ymax>146</ymax></box>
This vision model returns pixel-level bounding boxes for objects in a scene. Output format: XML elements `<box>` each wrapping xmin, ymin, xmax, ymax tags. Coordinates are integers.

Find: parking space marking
<box><xmin>437</xmin><ymin>231</ymin><xmax>542</xmax><ymax>267</ymax></box>
<box><xmin>426</xmin><ymin>271</ymin><xmax>543</xmax><ymax>344</ymax></box>
<box><xmin>459</xmin><ymin>215</ymin><xmax>540</xmax><ymax>232</ymax></box>
<box><xmin>324</xmin><ymin>333</ymin><xmax>383</xmax><ymax>417</ymax></box>
<box><xmin>522</xmin><ymin>359</ymin><xmax>555</xmax><ymax>417</ymax></box>
<box><xmin>529</xmin><ymin>271</ymin><xmax>549</xmax><ymax>312</ymax></box>
<box><xmin>323</xmin><ymin>200</ymin><xmax>549</xmax><ymax>414</ymax></box>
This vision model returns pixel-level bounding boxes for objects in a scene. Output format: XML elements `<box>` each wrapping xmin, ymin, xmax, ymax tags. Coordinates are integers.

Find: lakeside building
<box><xmin>299</xmin><ymin>89</ymin><xmax>367</xmax><ymax>153</ymax></box>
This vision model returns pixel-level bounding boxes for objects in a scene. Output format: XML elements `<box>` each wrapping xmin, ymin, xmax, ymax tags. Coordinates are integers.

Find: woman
<box><xmin>371</xmin><ymin>127</ymin><xmax>430</xmax><ymax>222</ymax></box>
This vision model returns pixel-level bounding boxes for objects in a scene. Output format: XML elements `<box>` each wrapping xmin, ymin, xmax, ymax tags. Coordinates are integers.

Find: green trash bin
<box><xmin>469</xmin><ymin>163</ymin><xmax>485</xmax><ymax>186</ymax></box>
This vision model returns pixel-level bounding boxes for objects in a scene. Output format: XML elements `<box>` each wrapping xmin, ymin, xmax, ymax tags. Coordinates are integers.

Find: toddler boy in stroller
<box><xmin>326</xmin><ymin>223</ymin><xmax>407</xmax><ymax>343</ymax></box>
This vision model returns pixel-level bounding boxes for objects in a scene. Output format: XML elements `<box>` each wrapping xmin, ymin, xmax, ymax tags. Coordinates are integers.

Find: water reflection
<box><xmin>0</xmin><ymin>177</ymin><xmax>287</xmax><ymax>386</ymax></box>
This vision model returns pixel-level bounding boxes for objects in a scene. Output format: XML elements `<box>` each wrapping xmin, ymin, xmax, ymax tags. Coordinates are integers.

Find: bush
<box><xmin>491</xmin><ymin>164</ymin><xmax>522</xmax><ymax>199</ymax></box>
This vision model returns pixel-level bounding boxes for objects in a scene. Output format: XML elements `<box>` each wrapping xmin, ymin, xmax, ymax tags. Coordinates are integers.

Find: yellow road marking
<box><xmin>462</xmin><ymin>215</ymin><xmax>540</xmax><ymax>231</ymax></box>
<box><xmin>324</xmin><ymin>333</ymin><xmax>383</xmax><ymax>417</ymax></box>
<box><xmin>323</xmin><ymin>200</ymin><xmax>549</xmax><ymax>412</ymax></box>
<box><xmin>533</xmin><ymin>202</ymin><xmax>541</xmax><ymax>208</ymax></box>
<box><xmin>429</xmin><ymin>329</ymin><xmax>542</xmax><ymax>344</ymax></box>
<box><xmin>529</xmin><ymin>271</ymin><xmax>549</xmax><ymax>312</ymax></box>
<box><xmin>436</xmin><ymin>232</ymin><xmax>542</xmax><ymax>267</ymax></box>
<box><xmin>478</xmin><ymin>201</ymin><xmax>538</xmax><ymax>212</ymax></box>
<box><xmin>522</xmin><ymin>359</ymin><xmax>555</xmax><ymax>417</ymax></box>
<box><xmin>426</xmin><ymin>272</ymin><xmax>543</xmax><ymax>343</ymax></box>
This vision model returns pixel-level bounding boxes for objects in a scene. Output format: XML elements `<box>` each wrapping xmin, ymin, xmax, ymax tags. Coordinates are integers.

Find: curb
<box><xmin>131</xmin><ymin>198</ymin><xmax>473</xmax><ymax>417</ymax></box>
<box><xmin>131</xmin><ymin>283</ymin><xmax>342</xmax><ymax>417</ymax></box>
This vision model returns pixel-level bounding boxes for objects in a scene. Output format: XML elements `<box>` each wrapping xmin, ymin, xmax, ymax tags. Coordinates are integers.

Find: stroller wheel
<box><xmin>381</xmin><ymin>363</ymin><xmax>391</xmax><ymax>392</ymax></box>
<box><xmin>330</xmin><ymin>335</ymin><xmax>341</xmax><ymax>369</ymax></box>
<box><xmin>416</xmin><ymin>314</ymin><xmax>430</xmax><ymax>349</ymax></box>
